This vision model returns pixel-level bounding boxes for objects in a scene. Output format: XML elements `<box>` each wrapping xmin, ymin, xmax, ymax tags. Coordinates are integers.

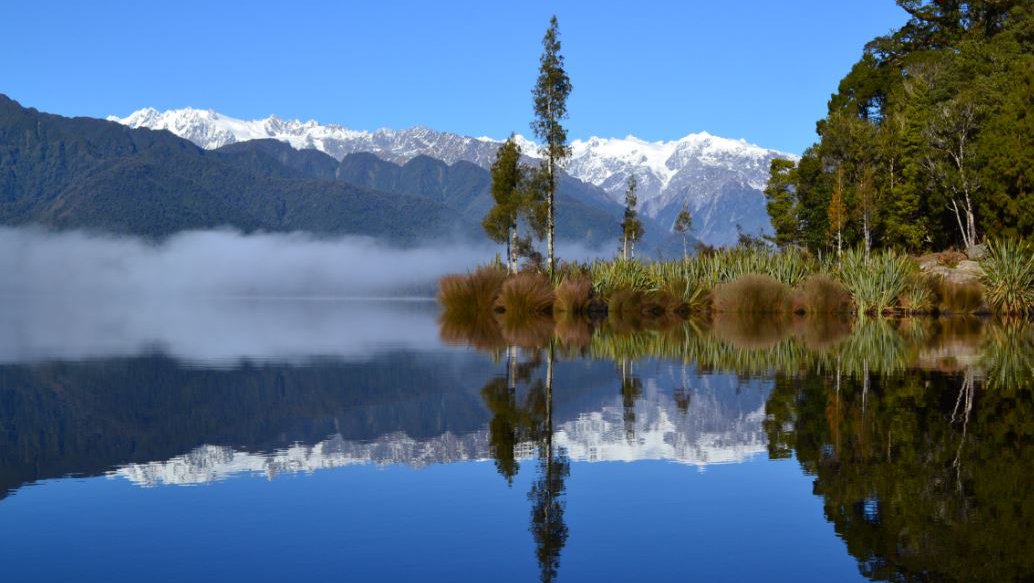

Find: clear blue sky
<box><xmin>2</xmin><ymin>1</ymin><xmax>906</xmax><ymax>154</ymax></box>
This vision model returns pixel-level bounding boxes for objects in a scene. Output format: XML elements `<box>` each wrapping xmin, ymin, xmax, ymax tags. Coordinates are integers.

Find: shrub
<box><xmin>554</xmin><ymin>277</ymin><xmax>592</xmax><ymax>315</ymax></box>
<box><xmin>836</xmin><ymin>248</ymin><xmax>914</xmax><ymax>316</ymax></box>
<box><xmin>793</xmin><ymin>275</ymin><xmax>853</xmax><ymax>314</ymax></box>
<box><xmin>899</xmin><ymin>275</ymin><xmax>935</xmax><ymax>315</ymax></box>
<box><xmin>497</xmin><ymin>272</ymin><xmax>555</xmax><ymax>317</ymax></box>
<box><xmin>589</xmin><ymin>259</ymin><xmax>655</xmax><ymax>299</ymax></box>
<box><xmin>712</xmin><ymin>275</ymin><xmax>793</xmax><ymax>314</ymax></box>
<box><xmin>979</xmin><ymin>238</ymin><xmax>1034</xmax><ymax>315</ymax></box>
<box><xmin>437</xmin><ymin>265</ymin><xmax>507</xmax><ymax>319</ymax></box>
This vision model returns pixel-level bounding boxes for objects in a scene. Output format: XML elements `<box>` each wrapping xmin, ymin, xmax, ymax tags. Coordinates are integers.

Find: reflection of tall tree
<box><xmin>765</xmin><ymin>367</ymin><xmax>1034</xmax><ymax>582</ymax></box>
<box><xmin>528</xmin><ymin>342</ymin><xmax>569</xmax><ymax>583</ymax></box>
<box><xmin>619</xmin><ymin>358</ymin><xmax>642</xmax><ymax>443</ymax></box>
<box><xmin>481</xmin><ymin>341</ymin><xmax>570</xmax><ymax>582</ymax></box>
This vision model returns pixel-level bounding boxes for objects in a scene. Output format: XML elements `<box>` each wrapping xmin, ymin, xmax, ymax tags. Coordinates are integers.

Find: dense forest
<box><xmin>765</xmin><ymin>0</ymin><xmax>1034</xmax><ymax>253</ymax></box>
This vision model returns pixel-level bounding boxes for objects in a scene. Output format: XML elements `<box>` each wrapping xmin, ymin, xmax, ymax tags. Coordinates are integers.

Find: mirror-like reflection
<box><xmin>0</xmin><ymin>299</ymin><xmax>1030</xmax><ymax>582</ymax></box>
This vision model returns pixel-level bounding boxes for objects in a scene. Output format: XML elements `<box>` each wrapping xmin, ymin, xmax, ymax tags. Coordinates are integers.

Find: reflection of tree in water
<box><xmin>618</xmin><ymin>359</ymin><xmax>642</xmax><ymax>443</ymax></box>
<box><xmin>765</xmin><ymin>366</ymin><xmax>1034</xmax><ymax>582</ymax></box>
<box><xmin>481</xmin><ymin>342</ymin><xmax>569</xmax><ymax>583</ymax></box>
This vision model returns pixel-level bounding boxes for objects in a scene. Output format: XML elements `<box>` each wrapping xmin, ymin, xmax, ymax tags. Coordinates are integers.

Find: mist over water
<box><xmin>0</xmin><ymin>227</ymin><xmax>500</xmax><ymax>297</ymax></box>
<box><xmin>0</xmin><ymin>227</ymin><xmax>607</xmax><ymax>364</ymax></box>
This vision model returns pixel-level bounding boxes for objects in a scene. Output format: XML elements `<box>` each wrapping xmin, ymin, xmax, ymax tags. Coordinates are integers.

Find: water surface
<box><xmin>1</xmin><ymin>299</ymin><xmax>1030</xmax><ymax>582</ymax></box>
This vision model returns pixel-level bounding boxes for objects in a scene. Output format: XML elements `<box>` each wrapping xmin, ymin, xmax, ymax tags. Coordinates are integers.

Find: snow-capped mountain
<box><xmin>109</xmin><ymin>107</ymin><xmax>796</xmax><ymax>246</ymax></box>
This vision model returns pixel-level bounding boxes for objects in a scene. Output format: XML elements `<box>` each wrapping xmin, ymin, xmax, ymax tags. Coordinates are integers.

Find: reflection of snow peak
<box><xmin>113</xmin><ymin>391</ymin><xmax>768</xmax><ymax>487</ymax></box>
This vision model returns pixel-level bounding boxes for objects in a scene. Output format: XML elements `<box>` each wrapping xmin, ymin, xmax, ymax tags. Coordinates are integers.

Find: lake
<box><xmin>1</xmin><ymin>298</ymin><xmax>1031</xmax><ymax>582</ymax></box>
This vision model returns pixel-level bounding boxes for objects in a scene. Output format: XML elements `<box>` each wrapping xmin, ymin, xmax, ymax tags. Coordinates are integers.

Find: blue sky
<box><xmin>2</xmin><ymin>1</ymin><xmax>906</xmax><ymax>154</ymax></box>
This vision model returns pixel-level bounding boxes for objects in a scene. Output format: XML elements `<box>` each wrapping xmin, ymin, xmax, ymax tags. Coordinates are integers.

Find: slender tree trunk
<box><xmin>547</xmin><ymin>158</ymin><xmax>555</xmax><ymax>276</ymax></box>
<box><xmin>682</xmin><ymin>235</ymin><xmax>688</xmax><ymax>261</ymax></box>
<box><xmin>622</xmin><ymin>235</ymin><xmax>628</xmax><ymax>261</ymax></box>
<box><xmin>509</xmin><ymin>223</ymin><xmax>519</xmax><ymax>275</ymax></box>
<box><xmin>863</xmin><ymin>212</ymin><xmax>871</xmax><ymax>257</ymax></box>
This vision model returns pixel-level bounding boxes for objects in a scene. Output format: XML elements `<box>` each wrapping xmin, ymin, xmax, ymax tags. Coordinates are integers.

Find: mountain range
<box><xmin>111</xmin><ymin>106</ymin><xmax>797</xmax><ymax>245</ymax></box>
<box><xmin>1</xmin><ymin>94</ymin><xmax>662</xmax><ymax>248</ymax></box>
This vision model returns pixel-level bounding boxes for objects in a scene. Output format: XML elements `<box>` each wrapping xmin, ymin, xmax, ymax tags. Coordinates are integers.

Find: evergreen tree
<box><xmin>765</xmin><ymin>0</ymin><xmax>1034</xmax><ymax>252</ymax></box>
<box><xmin>531</xmin><ymin>15</ymin><xmax>573</xmax><ymax>276</ymax></box>
<box><xmin>620</xmin><ymin>175</ymin><xmax>644</xmax><ymax>260</ymax></box>
<box><xmin>828</xmin><ymin>166</ymin><xmax>848</xmax><ymax>258</ymax></box>
<box><xmin>764</xmin><ymin>158</ymin><xmax>800</xmax><ymax>247</ymax></box>
<box><xmin>672</xmin><ymin>203</ymin><xmax>693</xmax><ymax>259</ymax></box>
<box><xmin>482</xmin><ymin>136</ymin><xmax>526</xmax><ymax>274</ymax></box>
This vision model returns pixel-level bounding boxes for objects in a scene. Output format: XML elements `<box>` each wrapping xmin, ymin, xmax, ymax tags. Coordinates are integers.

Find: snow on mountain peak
<box><xmin>109</xmin><ymin>106</ymin><xmax>796</xmax><ymax>245</ymax></box>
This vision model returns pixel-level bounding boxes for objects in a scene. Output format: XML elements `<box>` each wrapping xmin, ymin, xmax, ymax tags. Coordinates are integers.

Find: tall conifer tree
<box><xmin>531</xmin><ymin>15</ymin><xmax>572</xmax><ymax>276</ymax></box>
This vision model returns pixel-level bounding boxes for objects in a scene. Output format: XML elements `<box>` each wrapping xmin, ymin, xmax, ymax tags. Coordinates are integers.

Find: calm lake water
<box><xmin>1</xmin><ymin>299</ymin><xmax>1031</xmax><ymax>582</ymax></box>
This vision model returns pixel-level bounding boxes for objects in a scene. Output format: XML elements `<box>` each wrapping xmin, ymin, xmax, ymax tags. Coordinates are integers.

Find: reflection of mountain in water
<box><xmin>113</xmin><ymin>369</ymin><xmax>771</xmax><ymax>487</ymax></box>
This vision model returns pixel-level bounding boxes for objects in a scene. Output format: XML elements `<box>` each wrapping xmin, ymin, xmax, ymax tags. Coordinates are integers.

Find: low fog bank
<box><xmin>0</xmin><ymin>228</ymin><xmax>492</xmax><ymax>297</ymax></box>
<box><xmin>0</xmin><ymin>227</ymin><xmax>609</xmax><ymax>297</ymax></box>
<box><xmin>0</xmin><ymin>227</ymin><xmax>609</xmax><ymax>365</ymax></box>
<box><xmin>0</xmin><ymin>297</ymin><xmax>448</xmax><ymax>365</ymax></box>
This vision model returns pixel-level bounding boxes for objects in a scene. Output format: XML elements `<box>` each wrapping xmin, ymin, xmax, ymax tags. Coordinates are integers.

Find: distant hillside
<box><xmin>216</xmin><ymin>138</ymin><xmax>686</xmax><ymax>252</ymax></box>
<box><xmin>111</xmin><ymin>105</ymin><xmax>796</xmax><ymax>245</ymax></box>
<box><xmin>0</xmin><ymin>95</ymin><xmax>480</xmax><ymax>243</ymax></box>
<box><xmin>0</xmin><ymin>95</ymin><xmax>685</xmax><ymax>253</ymax></box>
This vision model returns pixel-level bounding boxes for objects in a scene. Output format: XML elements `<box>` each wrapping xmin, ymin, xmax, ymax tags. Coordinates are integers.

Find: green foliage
<box><xmin>763</xmin><ymin>158</ymin><xmax>800</xmax><ymax>247</ymax></box>
<box><xmin>531</xmin><ymin>15</ymin><xmax>573</xmax><ymax>275</ymax></box>
<box><xmin>620</xmin><ymin>175</ymin><xmax>644</xmax><ymax>259</ymax></box>
<box><xmin>835</xmin><ymin>248</ymin><xmax>915</xmax><ymax>315</ymax></box>
<box><xmin>768</xmin><ymin>0</ymin><xmax>1034</xmax><ymax>252</ymax></box>
<box><xmin>979</xmin><ymin>237</ymin><xmax>1034</xmax><ymax>314</ymax></box>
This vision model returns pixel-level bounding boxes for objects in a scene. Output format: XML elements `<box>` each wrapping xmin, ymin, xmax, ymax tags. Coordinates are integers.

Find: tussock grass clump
<box><xmin>979</xmin><ymin>238</ymin><xmax>1034</xmax><ymax>315</ymax></box>
<box><xmin>554</xmin><ymin>277</ymin><xmax>592</xmax><ymax>315</ymax></box>
<box><xmin>497</xmin><ymin>272</ymin><xmax>555</xmax><ymax>317</ymax></box>
<box><xmin>836</xmin><ymin>248</ymin><xmax>914</xmax><ymax>315</ymax></box>
<box><xmin>437</xmin><ymin>265</ymin><xmax>507</xmax><ymax>319</ymax></box>
<box><xmin>793</xmin><ymin>275</ymin><xmax>853</xmax><ymax>314</ymax></box>
<box><xmin>589</xmin><ymin>259</ymin><xmax>655</xmax><ymax>299</ymax></box>
<box><xmin>712</xmin><ymin>275</ymin><xmax>793</xmax><ymax>314</ymax></box>
<box><xmin>899</xmin><ymin>275</ymin><xmax>935</xmax><ymax>315</ymax></box>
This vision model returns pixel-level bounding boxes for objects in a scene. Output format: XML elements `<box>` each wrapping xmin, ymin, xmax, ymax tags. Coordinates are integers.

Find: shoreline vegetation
<box><xmin>440</xmin><ymin>239</ymin><xmax>1034</xmax><ymax>327</ymax></box>
<box><xmin>453</xmin><ymin>10</ymin><xmax>1032</xmax><ymax>332</ymax></box>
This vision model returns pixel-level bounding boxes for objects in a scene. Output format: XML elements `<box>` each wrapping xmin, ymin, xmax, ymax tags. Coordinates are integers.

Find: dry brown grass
<box><xmin>793</xmin><ymin>275</ymin><xmax>853</xmax><ymax>314</ymax></box>
<box><xmin>437</xmin><ymin>266</ymin><xmax>507</xmax><ymax>320</ymax></box>
<box><xmin>712</xmin><ymin>275</ymin><xmax>793</xmax><ymax>314</ymax></box>
<box><xmin>554</xmin><ymin>277</ymin><xmax>593</xmax><ymax>315</ymax></box>
<box><xmin>496</xmin><ymin>272</ymin><xmax>555</xmax><ymax>317</ymax></box>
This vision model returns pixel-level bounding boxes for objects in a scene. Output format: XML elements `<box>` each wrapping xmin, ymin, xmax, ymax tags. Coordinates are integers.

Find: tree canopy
<box><xmin>766</xmin><ymin>0</ymin><xmax>1034</xmax><ymax>253</ymax></box>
